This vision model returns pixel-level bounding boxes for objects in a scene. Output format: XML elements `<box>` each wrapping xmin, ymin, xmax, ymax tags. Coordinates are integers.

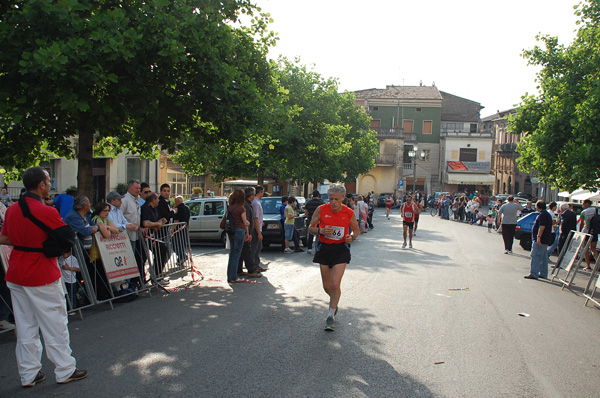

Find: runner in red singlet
<box><xmin>308</xmin><ymin>184</ymin><xmax>359</xmax><ymax>332</ymax></box>
<box><xmin>401</xmin><ymin>195</ymin><xmax>419</xmax><ymax>249</ymax></box>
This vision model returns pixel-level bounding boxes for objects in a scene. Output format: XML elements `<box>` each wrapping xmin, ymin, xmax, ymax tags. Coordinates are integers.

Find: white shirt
<box><xmin>120</xmin><ymin>192</ymin><xmax>140</xmax><ymax>241</ymax></box>
<box><xmin>108</xmin><ymin>204</ymin><xmax>131</xmax><ymax>232</ymax></box>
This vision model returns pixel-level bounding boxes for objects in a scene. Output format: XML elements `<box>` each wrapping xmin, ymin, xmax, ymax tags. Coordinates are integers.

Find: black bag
<box><xmin>225</xmin><ymin>211</ymin><xmax>236</xmax><ymax>236</ymax></box>
<box><xmin>17</xmin><ymin>195</ymin><xmax>76</xmax><ymax>258</ymax></box>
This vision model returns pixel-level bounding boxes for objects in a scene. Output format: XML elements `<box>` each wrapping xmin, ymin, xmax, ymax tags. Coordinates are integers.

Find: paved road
<box><xmin>1</xmin><ymin>208</ymin><xmax>599</xmax><ymax>397</ymax></box>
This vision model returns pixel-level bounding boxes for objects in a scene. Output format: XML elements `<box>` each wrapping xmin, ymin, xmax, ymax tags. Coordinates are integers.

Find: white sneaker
<box><xmin>0</xmin><ymin>320</ymin><xmax>15</xmax><ymax>331</ymax></box>
<box><xmin>504</xmin><ymin>250</ymin><xmax>509</xmax><ymax>254</ymax></box>
<box><xmin>307</xmin><ymin>249</ymin><xmax>312</xmax><ymax>254</ymax></box>
<box><xmin>413</xmin><ymin>232</ymin><xmax>417</xmax><ymax>236</ymax></box>
<box><xmin>508</xmin><ymin>250</ymin><xmax>512</xmax><ymax>254</ymax></box>
<box><xmin>284</xmin><ymin>248</ymin><xmax>293</xmax><ymax>253</ymax></box>
<box><xmin>402</xmin><ymin>242</ymin><xmax>407</xmax><ymax>248</ymax></box>
<box><xmin>409</xmin><ymin>243</ymin><xmax>413</xmax><ymax>248</ymax></box>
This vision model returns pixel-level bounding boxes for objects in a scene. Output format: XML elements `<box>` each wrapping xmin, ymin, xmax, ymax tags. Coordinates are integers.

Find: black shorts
<box><xmin>313</xmin><ymin>242</ymin><xmax>351</xmax><ymax>268</ymax></box>
<box><xmin>403</xmin><ymin>221</ymin><xmax>414</xmax><ymax>229</ymax></box>
<box><xmin>414</xmin><ymin>216</ymin><xmax>420</xmax><ymax>224</ymax></box>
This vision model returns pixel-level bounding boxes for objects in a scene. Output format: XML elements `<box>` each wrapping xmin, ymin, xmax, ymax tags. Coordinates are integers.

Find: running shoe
<box><xmin>413</xmin><ymin>232</ymin><xmax>417</xmax><ymax>236</ymax></box>
<box><xmin>283</xmin><ymin>248</ymin><xmax>293</xmax><ymax>253</ymax></box>
<box><xmin>409</xmin><ymin>243</ymin><xmax>412</xmax><ymax>249</ymax></box>
<box><xmin>307</xmin><ymin>249</ymin><xmax>312</xmax><ymax>254</ymax></box>
<box><xmin>508</xmin><ymin>250</ymin><xmax>512</xmax><ymax>254</ymax></box>
<box><xmin>324</xmin><ymin>315</ymin><xmax>335</xmax><ymax>331</ymax></box>
<box><xmin>402</xmin><ymin>242</ymin><xmax>407</xmax><ymax>248</ymax></box>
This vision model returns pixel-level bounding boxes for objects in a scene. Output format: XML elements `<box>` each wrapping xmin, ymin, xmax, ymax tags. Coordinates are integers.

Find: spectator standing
<box><xmin>251</xmin><ymin>186</ymin><xmax>266</xmax><ymax>271</ymax></box>
<box><xmin>558</xmin><ymin>203</ymin><xmax>577</xmax><ymax>254</ymax></box>
<box><xmin>223</xmin><ymin>189</ymin><xmax>249</xmax><ymax>283</ymax></box>
<box><xmin>0</xmin><ymin>188</ymin><xmax>12</xmax><ymax>207</ymax></box>
<box><xmin>173</xmin><ymin>195</ymin><xmax>191</xmax><ymax>265</ymax></box>
<box><xmin>498</xmin><ymin>196</ymin><xmax>524</xmax><ymax>254</ymax></box>
<box><xmin>237</xmin><ymin>188</ymin><xmax>260</xmax><ymax>278</ymax></box>
<box><xmin>59</xmin><ymin>249</ymin><xmax>80</xmax><ymax>310</ymax></box>
<box><xmin>120</xmin><ymin>180</ymin><xmax>145</xmax><ymax>281</ymax></box>
<box><xmin>546</xmin><ymin>201</ymin><xmax>560</xmax><ymax>257</ymax></box>
<box><xmin>141</xmin><ymin>193</ymin><xmax>168</xmax><ymax>284</ymax></box>
<box><xmin>138</xmin><ymin>182</ymin><xmax>150</xmax><ymax>206</ymax></box>
<box><xmin>366</xmin><ymin>197</ymin><xmax>375</xmax><ymax>230</ymax></box>
<box><xmin>64</xmin><ymin>195</ymin><xmax>100</xmax><ymax>250</ymax></box>
<box><xmin>579</xmin><ymin>199</ymin><xmax>597</xmax><ymax>270</ymax></box>
<box><xmin>53</xmin><ymin>189</ymin><xmax>76</xmax><ymax>220</ymax></box>
<box><xmin>305</xmin><ymin>190</ymin><xmax>325</xmax><ymax>254</ymax></box>
<box><xmin>157</xmin><ymin>183</ymin><xmax>176</xmax><ymax>222</ymax></box>
<box><xmin>0</xmin><ymin>167</ymin><xmax>87</xmax><ymax>387</ymax></box>
<box><xmin>525</xmin><ymin>201</ymin><xmax>553</xmax><ymax>280</ymax></box>
<box><xmin>284</xmin><ymin>196</ymin><xmax>302</xmax><ymax>253</ymax></box>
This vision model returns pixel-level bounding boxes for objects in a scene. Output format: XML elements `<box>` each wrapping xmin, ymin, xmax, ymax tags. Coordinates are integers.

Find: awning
<box><xmin>571</xmin><ymin>191</ymin><xmax>600</xmax><ymax>201</ymax></box>
<box><xmin>223</xmin><ymin>179</ymin><xmax>275</xmax><ymax>185</ymax></box>
<box><xmin>446</xmin><ymin>173</ymin><xmax>495</xmax><ymax>185</ymax></box>
<box><xmin>557</xmin><ymin>191</ymin><xmax>571</xmax><ymax>198</ymax></box>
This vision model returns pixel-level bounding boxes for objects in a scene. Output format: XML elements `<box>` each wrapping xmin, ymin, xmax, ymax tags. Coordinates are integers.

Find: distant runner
<box><xmin>385</xmin><ymin>195</ymin><xmax>394</xmax><ymax>220</ymax></box>
<box><xmin>401</xmin><ymin>195</ymin><xmax>419</xmax><ymax>249</ymax></box>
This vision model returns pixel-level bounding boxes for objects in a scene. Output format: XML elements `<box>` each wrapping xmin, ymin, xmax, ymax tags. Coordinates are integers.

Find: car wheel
<box><xmin>520</xmin><ymin>236</ymin><xmax>532</xmax><ymax>251</ymax></box>
<box><xmin>220</xmin><ymin>232</ymin><xmax>227</xmax><ymax>247</ymax></box>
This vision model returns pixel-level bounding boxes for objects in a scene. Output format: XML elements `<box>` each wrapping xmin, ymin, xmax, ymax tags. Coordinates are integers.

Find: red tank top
<box><xmin>402</xmin><ymin>202</ymin><xmax>417</xmax><ymax>222</ymax></box>
<box><xmin>318</xmin><ymin>203</ymin><xmax>354</xmax><ymax>244</ymax></box>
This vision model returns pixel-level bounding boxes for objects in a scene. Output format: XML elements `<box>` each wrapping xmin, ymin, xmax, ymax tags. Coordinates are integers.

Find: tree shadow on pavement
<box><xmin>0</xmin><ymin>278</ymin><xmax>437</xmax><ymax>398</ymax></box>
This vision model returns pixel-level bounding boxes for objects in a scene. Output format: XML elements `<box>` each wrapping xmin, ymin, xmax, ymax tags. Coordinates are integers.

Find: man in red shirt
<box><xmin>401</xmin><ymin>195</ymin><xmax>419</xmax><ymax>249</ymax></box>
<box><xmin>0</xmin><ymin>167</ymin><xmax>87</xmax><ymax>387</ymax></box>
<box><xmin>308</xmin><ymin>184</ymin><xmax>359</xmax><ymax>332</ymax></box>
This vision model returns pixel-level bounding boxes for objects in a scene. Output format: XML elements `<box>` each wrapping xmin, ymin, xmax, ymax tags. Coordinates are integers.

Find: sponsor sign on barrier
<box><xmin>94</xmin><ymin>231</ymin><xmax>139</xmax><ymax>283</ymax></box>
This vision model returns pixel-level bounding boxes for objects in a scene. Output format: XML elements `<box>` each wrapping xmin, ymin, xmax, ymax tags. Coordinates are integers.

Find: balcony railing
<box><xmin>440</xmin><ymin>130</ymin><xmax>494</xmax><ymax>138</ymax></box>
<box><xmin>372</xmin><ymin>127</ymin><xmax>417</xmax><ymax>142</ymax></box>
<box><xmin>496</xmin><ymin>143</ymin><xmax>518</xmax><ymax>152</ymax></box>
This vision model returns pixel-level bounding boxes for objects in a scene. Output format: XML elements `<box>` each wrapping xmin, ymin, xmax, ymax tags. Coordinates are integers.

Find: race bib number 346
<box><xmin>325</xmin><ymin>226</ymin><xmax>345</xmax><ymax>240</ymax></box>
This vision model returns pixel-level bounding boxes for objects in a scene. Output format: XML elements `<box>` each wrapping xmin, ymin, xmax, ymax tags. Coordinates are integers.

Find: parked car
<box><xmin>377</xmin><ymin>193</ymin><xmax>395</xmax><ymax>207</ymax></box>
<box><xmin>185</xmin><ymin>197</ymin><xmax>228</xmax><ymax>245</ymax></box>
<box><xmin>260</xmin><ymin>196</ymin><xmax>307</xmax><ymax>250</ymax></box>
<box><xmin>515</xmin><ymin>212</ymin><xmax>538</xmax><ymax>251</ymax></box>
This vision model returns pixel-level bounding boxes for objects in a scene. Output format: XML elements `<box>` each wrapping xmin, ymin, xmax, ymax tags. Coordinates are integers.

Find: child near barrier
<box><xmin>59</xmin><ymin>249</ymin><xmax>81</xmax><ymax>310</ymax></box>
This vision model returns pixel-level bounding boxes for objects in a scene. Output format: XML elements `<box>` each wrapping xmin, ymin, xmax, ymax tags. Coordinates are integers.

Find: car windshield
<box><xmin>261</xmin><ymin>197</ymin><xmax>283</xmax><ymax>214</ymax></box>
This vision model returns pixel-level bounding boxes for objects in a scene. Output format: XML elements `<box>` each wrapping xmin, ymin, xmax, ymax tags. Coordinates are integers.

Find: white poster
<box><xmin>94</xmin><ymin>231</ymin><xmax>139</xmax><ymax>283</ymax></box>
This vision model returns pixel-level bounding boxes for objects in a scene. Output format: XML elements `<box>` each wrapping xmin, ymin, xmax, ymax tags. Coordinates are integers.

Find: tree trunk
<box><xmin>77</xmin><ymin>116</ymin><xmax>94</xmax><ymax>201</ymax></box>
<box><xmin>257</xmin><ymin>169</ymin><xmax>264</xmax><ymax>187</ymax></box>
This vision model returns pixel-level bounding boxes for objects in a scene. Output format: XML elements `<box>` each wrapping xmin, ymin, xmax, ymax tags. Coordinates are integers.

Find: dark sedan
<box><xmin>260</xmin><ymin>196</ymin><xmax>307</xmax><ymax>250</ymax></box>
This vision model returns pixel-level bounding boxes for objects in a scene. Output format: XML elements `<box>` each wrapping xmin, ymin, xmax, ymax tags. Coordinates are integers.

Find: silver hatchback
<box><xmin>185</xmin><ymin>198</ymin><xmax>228</xmax><ymax>245</ymax></box>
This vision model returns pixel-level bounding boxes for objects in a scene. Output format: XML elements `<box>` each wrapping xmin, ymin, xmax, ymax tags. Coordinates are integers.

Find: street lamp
<box><xmin>408</xmin><ymin>145</ymin><xmax>425</xmax><ymax>195</ymax></box>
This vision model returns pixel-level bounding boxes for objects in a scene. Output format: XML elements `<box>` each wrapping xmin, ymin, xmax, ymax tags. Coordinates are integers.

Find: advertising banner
<box><xmin>95</xmin><ymin>231</ymin><xmax>139</xmax><ymax>283</ymax></box>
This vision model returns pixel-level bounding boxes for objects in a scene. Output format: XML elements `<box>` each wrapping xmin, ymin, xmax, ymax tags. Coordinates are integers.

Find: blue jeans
<box><xmin>227</xmin><ymin>228</ymin><xmax>246</xmax><ymax>281</ymax></box>
<box><xmin>547</xmin><ymin>230</ymin><xmax>559</xmax><ymax>256</ymax></box>
<box><xmin>530</xmin><ymin>242</ymin><xmax>549</xmax><ymax>278</ymax></box>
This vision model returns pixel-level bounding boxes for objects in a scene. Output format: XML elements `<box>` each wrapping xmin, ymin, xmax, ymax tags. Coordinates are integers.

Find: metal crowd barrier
<box><xmin>140</xmin><ymin>222</ymin><xmax>191</xmax><ymax>283</ymax></box>
<box><xmin>65</xmin><ymin>222</ymin><xmax>191</xmax><ymax>318</ymax></box>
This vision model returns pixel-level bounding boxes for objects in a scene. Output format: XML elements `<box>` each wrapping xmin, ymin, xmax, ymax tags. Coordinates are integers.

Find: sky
<box><xmin>252</xmin><ymin>0</ymin><xmax>581</xmax><ymax>117</ymax></box>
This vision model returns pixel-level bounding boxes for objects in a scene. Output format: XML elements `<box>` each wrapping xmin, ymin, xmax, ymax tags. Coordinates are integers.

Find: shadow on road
<box><xmin>0</xmin><ymin>274</ymin><xmax>436</xmax><ymax>398</ymax></box>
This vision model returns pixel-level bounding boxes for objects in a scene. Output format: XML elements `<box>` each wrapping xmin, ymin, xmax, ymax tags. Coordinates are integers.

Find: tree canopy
<box><xmin>0</xmin><ymin>0</ymin><xmax>276</xmax><ymax>197</ymax></box>
<box><xmin>172</xmin><ymin>57</ymin><xmax>378</xmax><ymax>185</ymax></box>
<box><xmin>509</xmin><ymin>0</ymin><xmax>600</xmax><ymax>191</ymax></box>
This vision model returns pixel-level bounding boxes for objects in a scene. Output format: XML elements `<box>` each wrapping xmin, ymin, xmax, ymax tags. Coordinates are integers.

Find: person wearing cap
<box><xmin>107</xmin><ymin>191</ymin><xmax>138</xmax><ymax>234</ymax></box>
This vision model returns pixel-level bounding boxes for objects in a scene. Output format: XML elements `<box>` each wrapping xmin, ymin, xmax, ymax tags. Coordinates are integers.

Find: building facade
<box><xmin>354</xmin><ymin>85</ymin><xmax>443</xmax><ymax>197</ymax></box>
<box><xmin>482</xmin><ymin>109</ymin><xmax>533</xmax><ymax>196</ymax></box>
<box><xmin>439</xmin><ymin>91</ymin><xmax>493</xmax><ymax>194</ymax></box>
